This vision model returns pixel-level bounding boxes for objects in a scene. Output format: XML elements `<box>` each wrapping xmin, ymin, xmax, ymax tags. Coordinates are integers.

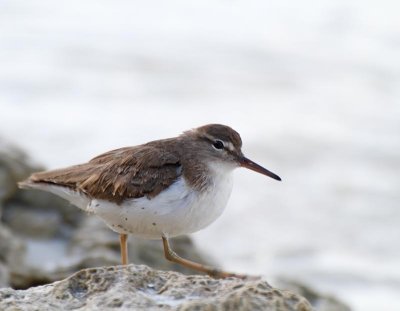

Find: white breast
<box><xmin>91</xmin><ymin>162</ymin><xmax>234</xmax><ymax>239</ymax></box>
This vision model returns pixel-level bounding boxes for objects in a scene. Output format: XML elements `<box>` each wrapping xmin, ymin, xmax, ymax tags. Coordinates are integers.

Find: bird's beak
<box><xmin>239</xmin><ymin>156</ymin><xmax>281</xmax><ymax>181</ymax></box>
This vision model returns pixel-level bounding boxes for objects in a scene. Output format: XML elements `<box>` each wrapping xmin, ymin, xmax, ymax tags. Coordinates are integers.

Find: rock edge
<box><xmin>0</xmin><ymin>264</ymin><xmax>313</xmax><ymax>311</ymax></box>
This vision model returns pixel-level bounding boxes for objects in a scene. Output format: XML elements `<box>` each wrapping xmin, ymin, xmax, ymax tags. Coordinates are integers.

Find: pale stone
<box><xmin>0</xmin><ymin>265</ymin><xmax>313</xmax><ymax>311</ymax></box>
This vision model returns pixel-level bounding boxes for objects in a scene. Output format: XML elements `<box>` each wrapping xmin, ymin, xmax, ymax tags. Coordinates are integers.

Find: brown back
<box><xmin>26</xmin><ymin>143</ymin><xmax>181</xmax><ymax>204</ymax></box>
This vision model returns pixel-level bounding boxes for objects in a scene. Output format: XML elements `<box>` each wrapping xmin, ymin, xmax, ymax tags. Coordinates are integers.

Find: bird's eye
<box><xmin>212</xmin><ymin>140</ymin><xmax>224</xmax><ymax>150</ymax></box>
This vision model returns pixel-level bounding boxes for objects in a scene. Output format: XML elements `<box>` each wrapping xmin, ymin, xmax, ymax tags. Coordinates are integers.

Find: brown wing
<box><xmin>21</xmin><ymin>145</ymin><xmax>181</xmax><ymax>204</ymax></box>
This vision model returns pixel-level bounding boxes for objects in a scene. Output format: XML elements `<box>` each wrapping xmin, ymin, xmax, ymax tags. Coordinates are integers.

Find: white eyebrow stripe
<box><xmin>203</xmin><ymin>134</ymin><xmax>215</xmax><ymax>141</ymax></box>
<box><xmin>225</xmin><ymin>141</ymin><xmax>234</xmax><ymax>151</ymax></box>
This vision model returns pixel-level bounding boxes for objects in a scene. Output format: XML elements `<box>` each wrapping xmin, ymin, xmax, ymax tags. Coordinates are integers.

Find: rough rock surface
<box><xmin>275</xmin><ymin>279</ymin><xmax>351</xmax><ymax>311</ymax></box>
<box><xmin>0</xmin><ymin>265</ymin><xmax>313</xmax><ymax>311</ymax></box>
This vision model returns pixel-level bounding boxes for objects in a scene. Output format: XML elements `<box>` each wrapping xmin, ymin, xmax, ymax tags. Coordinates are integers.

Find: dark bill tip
<box><xmin>239</xmin><ymin>157</ymin><xmax>281</xmax><ymax>181</ymax></box>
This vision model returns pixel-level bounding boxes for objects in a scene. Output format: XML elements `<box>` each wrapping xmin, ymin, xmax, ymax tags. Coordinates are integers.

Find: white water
<box><xmin>1</xmin><ymin>1</ymin><xmax>400</xmax><ymax>309</ymax></box>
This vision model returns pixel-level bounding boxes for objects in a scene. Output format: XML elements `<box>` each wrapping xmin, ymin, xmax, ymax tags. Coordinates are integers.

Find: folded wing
<box><xmin>19</xmin><ymin>145</ymin><xmax>181</xmax><ymax>205</ymax></box>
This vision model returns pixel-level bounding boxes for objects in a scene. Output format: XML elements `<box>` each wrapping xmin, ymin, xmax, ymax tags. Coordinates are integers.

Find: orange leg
<box><xmin>119</xmin><ymin>234</ymin><xmax>128</xmax><ymax>265</ymax></box>
<box><xmin>162</xmin><ymin>236</ymin><xmax>247</xmax><ymax>279</ymax></box>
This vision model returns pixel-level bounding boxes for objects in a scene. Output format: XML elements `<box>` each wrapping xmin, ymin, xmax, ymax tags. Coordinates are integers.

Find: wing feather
<box><xmin>19</xmin><ymin>144</ymin><xmax>181</xmax><ymax>204</ymax></box>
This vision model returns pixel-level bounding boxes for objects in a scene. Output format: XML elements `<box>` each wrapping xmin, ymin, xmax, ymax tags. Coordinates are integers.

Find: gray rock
<box><xmin>0</xmin><ymin>139</ymin><xmax>82</xmax><ymax>288</ymax></box>
<box><xmin>0</xmin><ymin>137</ymin><xmax>82</xmax><ymax>239</ymax></box>
<box><xmin>0</xmin><ymin>262</ymin><xmax>9</xmax><ymax>288</ymax></box>
<box><xmin>2</xmin><ymin>204</ymin><xmax>62</xmax><ymax>238</ymax></box>
<box><xmin>0</xmin><ymin>265</ymin><xmax>313</xmax><ymax>311</ymax></box>
<box><xmin>3</xmin><ymin>189</ymin><xmax>83</xmax><ymax>239</ymax></box>
<box><xmin>275</xmin><ymin>279</ymin><xmax>351</xmax><ymax>311</ymax></box>
<box><xmin>0</xmin><ymin>224</ymin><xmax>26</xmax><ymax>288</ymax></box>
<box><xmin>0</xmin><ymin>139</ymin><xmax>41</xmax><ymax>204</ymax></box>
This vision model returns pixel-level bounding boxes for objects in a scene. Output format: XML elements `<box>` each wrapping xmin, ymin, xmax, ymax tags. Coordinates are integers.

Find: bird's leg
<box><xmin>162</xmin><ymin>236</ymin><xmax>246</xmax><ymax>279</ymax></box>
<box><xmin>119</xmin><ymin>234</ymin><xmax>129</xmax><ymax>265</ymax></box>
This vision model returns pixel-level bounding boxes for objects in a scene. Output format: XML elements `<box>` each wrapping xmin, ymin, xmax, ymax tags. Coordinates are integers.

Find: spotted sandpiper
<box><xmin>19</xmin><ymin>124</ymin><xmax>281</xmax><ymax>278</ymax></box>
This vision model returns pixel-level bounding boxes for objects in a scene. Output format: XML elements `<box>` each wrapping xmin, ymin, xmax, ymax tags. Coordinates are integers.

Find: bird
<box><xmin>19</xmin><ymin>124</ymin><xmax>281</xmax><ymax>278</ymax></box>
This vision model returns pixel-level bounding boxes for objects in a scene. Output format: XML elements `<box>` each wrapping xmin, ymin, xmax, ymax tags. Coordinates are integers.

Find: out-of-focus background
<box><xmin>1</xmin><ymin>0</ymin><xmax>399</xmax><ymax>310</ymax></box>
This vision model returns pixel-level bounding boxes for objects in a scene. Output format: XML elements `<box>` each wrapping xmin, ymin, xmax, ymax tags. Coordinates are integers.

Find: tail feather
<box><xmin>19</xmin><ymin>164</ymin><xmax>90</xmax><ymax>187</ymax></box>
<box><xmin>18</xmin><ymin>165</ymin><xmax>92</xmax><ymax>210</ymax></box>
<box><xmin>18</xmin><ymin>179</ymin><xmax>36</xmax><ymax>189</ymax></box>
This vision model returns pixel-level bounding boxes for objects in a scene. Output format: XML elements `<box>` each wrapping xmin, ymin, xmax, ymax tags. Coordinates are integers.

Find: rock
<box><xmin>0</xmin><ymin>137</ymin><xmax>82</xmax><ymax>238</ymax></box>
<box><xmin>2</xmin><ymin>204</ymin><xmax>62</xmax><ymax>238</ymax></box>
<box><xmin>0</xmin><ymin>265</ymin><xmax>313</xmax><ymax>311</ymax></box>
<box><xmin>3</xmin><ymin>189</ymin><xmax>83</xmax><ymax>239</ymax></box>
<box><xmin>0</xmin><ymin>139</ymin><xmax>41</xmax><ymax>205</ymax></box>
<box><xmin>0</xmin><ymin>263</ymin><xmax>8</xmax><ymax>288</ymax></box>
<box><xmin>0</xmin><ymin>139</ymin><xmax>85</xmax><ymax>289</ymax></box>
<box><xmin>0</xmin><ymin>225</ymin><xmax>25</xmax><ymax>269</ymax></box>
<box><xmin>275</xmin><ymin>279</ymin><xmax>351</xmax><ymax>311</ymax></box>
<box><xmin>0</xmin><ymin>224</ymin><xmax>26</xmax><ymax>288</ymax></box>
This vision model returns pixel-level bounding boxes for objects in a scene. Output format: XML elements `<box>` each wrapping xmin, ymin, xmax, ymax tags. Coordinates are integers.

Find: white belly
<box><xmin>90</xmin><ymin>171</ymin><xmax>234</xmax><ymax>239</ymax></box>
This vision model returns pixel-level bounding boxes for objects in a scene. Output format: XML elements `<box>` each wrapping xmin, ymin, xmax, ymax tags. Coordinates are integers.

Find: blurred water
<box><xmin>1</xmin><ymin>1</ymin><xmax>400</xmax><ymax>309</ymax></box>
